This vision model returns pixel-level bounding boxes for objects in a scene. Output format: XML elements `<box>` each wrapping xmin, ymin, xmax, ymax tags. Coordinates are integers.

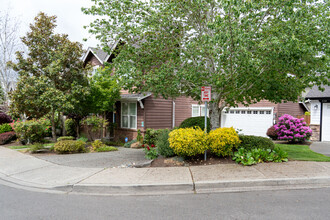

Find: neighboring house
<box><xmin>83</xmin><ymin>46</ymin><xmax>308</xmax><ymax>140</ymax></box>
<box><xmin>305</xmin><ymin>85</ymin><xmax>330</xmax><ymax>141</ymax></box>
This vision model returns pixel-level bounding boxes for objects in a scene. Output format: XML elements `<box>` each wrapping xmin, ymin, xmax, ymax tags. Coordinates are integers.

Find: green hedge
<box><xmin>156</xmin><ymin>129</ymin><xmax>175</xmax><ymax>158</ymax></box>
<box><xmin>238</xmin><ymin>135</ymin><xmax>275</xmax><ymax>151</ymax></box>
<box><xmin>0</xmin><ymin>123</ymin><xmax>13</xmax><ymax>134</ymax></box>
<box><xmin>179</xmin><ymin>116</ymin><xmax>211</xmax><ymax>132</ymax></box>
<box><xmin>57</xmin><ymin>136</ymin><xmax>75</xmax><ymax>141</ymax></box>
<box><xmin>54</xmin><ymin>140</ymin><xmax>86</xmax><ymax>154</ymax></box>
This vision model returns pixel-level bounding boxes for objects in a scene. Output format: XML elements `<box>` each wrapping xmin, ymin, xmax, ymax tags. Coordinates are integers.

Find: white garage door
<box><xmin>322</xmin><ymin>103</ymin><xmax>330</xmax><ymax>141</ymax></box>
<box><xmin>221</xmin><ymin>108</ymin><xmax>274</xmax><ymax>137</ymax></box>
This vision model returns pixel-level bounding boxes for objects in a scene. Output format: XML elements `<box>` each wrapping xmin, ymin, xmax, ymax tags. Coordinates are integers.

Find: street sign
<box><xmin>201</xmin><ymin>86</ymin><xmax>211</xmax><ymax>101</ymax></box>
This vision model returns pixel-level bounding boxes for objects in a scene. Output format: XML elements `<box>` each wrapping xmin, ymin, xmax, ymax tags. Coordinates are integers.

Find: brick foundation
<box><xmin>310</xmin><ymin>124</ymin><xmax>320</xmax><ymax>141</ymax></box>
<box><xmin>113</xmin><ymin>129</ymin><xmax>141</xmax><ymax>142</ymax></box>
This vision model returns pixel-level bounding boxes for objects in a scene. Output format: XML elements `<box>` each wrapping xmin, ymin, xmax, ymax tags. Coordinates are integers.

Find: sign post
<box><xmin>201</xmin><ymin>86</ymin><xmax>211</xmax><ymax>161</ymax></box>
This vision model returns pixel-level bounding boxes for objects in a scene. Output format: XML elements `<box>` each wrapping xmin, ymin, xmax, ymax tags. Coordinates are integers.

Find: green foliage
<box><xmin>136</xmin><ymin>129</ymin><xmax>143</xmax><ymax>143</ymax></box>
<box><xmin>156</xmin><ymin>129</ymin><xmax>175</xmax><ymax>158</ymax></box>
<box><xmin>82</xmin><ymin>115</ymin><xmax>108</xmax><ymax>132</ymax></box>
<box><xmin>83</xmin><ymin>1</ymin><xmax>329</xmax><ymax>130</ymax></box>
<box><xmin>77</xmin><ymin>136</ymin><xmax>88</xmax><ymax>143</ymax></box>
<box><xmin>275</xmin><ymin>144</ymin><xmax>330</xmax><ymax>162</ymax></box>
<box><xmin>208</xmin><ymin>127</ymin><xmax>241</xmax><ymax>157</ymax></box>
<box><xmin>57</xmin><ymin>136</ymin><xmax>75</xmax><ymax>141</ymax></box>
<box><xmin>168</xmin><ymin>127</ymin><xmax>208</xmax><ymax>157</ymax></box>
<box><xmin>143</xmin><ymin>145</ymin><xmax>158</xmax><ymax>160</ymax></box>
<box><xmin>8</xmin><ymin>12</ymin><xmax>90</xmax><ymax>140</ymax></box>
<box><xmin>143</xmin><ymin>129</ymin><xmax>161</xmax><ymax>146</ymax></box>
<box><xmin>29</xmin><ymin>143</ymin><xmax>45</xmax><ymax>153</ymax></box>
<box><xmin>232</xmin><ymin>147</ymin><xmax>288</xmax><ymax>166</ymax></box>
<box><xmin>54</xmin><ymin>140</ymin><xmax>86</xmax><ymax>154</ymax></box>
<box><xmin>124</xmin><ymin>139</ymin><xmax>137</xmax><ymax>148</ymax></box>
<box><xmin>13</xmin><ymin>119</ymin><xmax>49</xmax><ymax>143</ymax></box>
<box><xmin>65</xmin><ymin>118</ymin><xmax>77</xmax><ymax>137</ymax></box>
<box><xmin>179</xmin><ymin>117</ymin><xmax>211</xmax><ymax>132</ymax></box>
<box><xmin>238</xmin><ymin>135</ymin><xmax>275</xmax><ymax>151</ymax></box>
<box><xmin>101</xmin><ymin>138</ymin><xmax>124</xmax><ymax>146</ymax></box>
<box><xmin>305</xmin><ymin>112</ymin><xmax>311</xmax><ymax>116</ymax></box>
<box><xmin>91</xmin><ymin>139</ymin><xmax>105</xmax><ymax>151</ymax></box>
<box><xmin>0</xmin><ymin>123</ymin><xmax>13</xmax><ymax>134</ymax></box>
<box><xmin>95</xmin><ymin>145</ymin><xmax>118</xmax><ymax>152</ymax></box>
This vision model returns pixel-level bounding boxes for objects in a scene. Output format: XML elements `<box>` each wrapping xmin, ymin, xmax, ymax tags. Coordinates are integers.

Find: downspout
<box><xmin>320</xmin><ymin>100</ymin><xmax>323</xmax><ymax>141</ymax></box>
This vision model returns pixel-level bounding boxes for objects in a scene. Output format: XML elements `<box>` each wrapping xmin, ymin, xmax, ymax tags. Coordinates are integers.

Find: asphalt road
<box><xmin>1</xmin><ymin>184</ymin><xmax>330</xmax><ymax>220</ymax></box>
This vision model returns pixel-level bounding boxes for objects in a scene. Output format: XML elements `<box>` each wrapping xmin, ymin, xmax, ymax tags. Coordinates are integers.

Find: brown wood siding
<box><xmin>174</xmin><ymin>96</ymin><xmax>199</xmax><ymax>127</ymax></box>
<box><xmin>85</xmin><ymin>53</ymin><xmax>103</xmax><ymax>67</ymax></box>
<box><xmin>144</xmin><ymin>95</ymin><xmax>173</xmax><ymax>129</ymax></box>
<box><xmin>278</xmin><ymin>102</ymin><xmax>305</xmax><ymax>118</ymax></box>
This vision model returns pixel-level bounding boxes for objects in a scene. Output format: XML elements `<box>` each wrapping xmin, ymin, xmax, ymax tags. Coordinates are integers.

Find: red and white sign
<box><xmin>201</xmin><ymin>86</ymin><xmax>211</xmax><ymax>101</ymax></box>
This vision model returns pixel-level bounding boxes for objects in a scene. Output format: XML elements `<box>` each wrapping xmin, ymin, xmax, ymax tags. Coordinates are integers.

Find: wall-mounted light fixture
<box><xmin>314</xmin><ymin>104</ymin><xmax>318</xmax><ymax>110</ymax></box>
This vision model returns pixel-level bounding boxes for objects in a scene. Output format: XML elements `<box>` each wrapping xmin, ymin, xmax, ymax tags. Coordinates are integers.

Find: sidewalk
<box><xmin>1</xmin><ymin>146</ymin><xmax>330</xmax><ymax>195</ymax></box>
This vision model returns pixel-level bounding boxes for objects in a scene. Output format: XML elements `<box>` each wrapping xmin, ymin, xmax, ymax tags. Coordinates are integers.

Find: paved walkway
<box><xmin>35</xmin><ymin>148</ymin><xmax>150</xmax><ymax>168</ymax></box>
<box><xmin>310</xmin><ymin>142</ymin><xmax>330</xmax><ymax>156</ymax></box>
<box><xmin>1</xmin><ymin>146</ymin><xmax>330</xmax><ymax>195</ymax></box>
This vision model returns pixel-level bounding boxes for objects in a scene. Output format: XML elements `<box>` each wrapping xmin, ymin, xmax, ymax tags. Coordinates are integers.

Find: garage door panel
<box><xmin>221</xmin><ymin>109</ymin><xmax>273</xmax><ymax>137</ymax></box>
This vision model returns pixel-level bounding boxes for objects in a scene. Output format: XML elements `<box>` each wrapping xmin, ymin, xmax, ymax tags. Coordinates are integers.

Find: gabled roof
<box><xmin>306</xmin><ymin>85</ymin><xmax>330</xmax><ymax>99</ymax></box>
<box><xmin>82</xmin><ymin>40</ymin><xmax>121</xmax><ymax>65</ymax></box>
<box><xmin>120</xmin><ymin>92</ymin><xmax>152</xmax><ymax>101</ymax></box>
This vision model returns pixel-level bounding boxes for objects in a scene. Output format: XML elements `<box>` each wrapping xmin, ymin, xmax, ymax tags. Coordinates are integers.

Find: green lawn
<box><xmin>9</xmin><ymin>143</ymin><xmax>55</xmax><ymax>150</ymax></box>
<box><xmin>276</xmin><ymin>144</ymin><xmax>330</xmax><ymax>162</ymax></box>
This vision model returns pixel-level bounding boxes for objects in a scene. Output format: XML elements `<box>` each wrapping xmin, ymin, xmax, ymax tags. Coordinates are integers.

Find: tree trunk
<box><xmin>102</xmin><ymin>112</ymin><xmax>106</xmax><ymax>138</ymax></box>
<box><xmin>208</xmin><ymin>93</ymin><xmax>226</xmax><ymax>130</ymax></box>
<box><xmin>61</xmin><ymin>113</ymin><xmax>66</xmax><ymax>136</ymax></box>
<box><xmin>51</xmin><ymin>110</ymin><xmax>57</xmax><ymax>141</ymax></box>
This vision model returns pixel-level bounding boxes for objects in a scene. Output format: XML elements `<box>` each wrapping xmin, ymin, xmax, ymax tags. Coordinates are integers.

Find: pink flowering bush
<box><xmin>274</xmin><ymin>114</ymin><xmax>312</xmax><ymax>143</ymax></box>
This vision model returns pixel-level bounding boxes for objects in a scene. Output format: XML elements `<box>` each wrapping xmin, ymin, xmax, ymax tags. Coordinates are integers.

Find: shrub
<box><xmin>143</xmin><ymin>129</ymin><xmax>161</xmax><ymax>146</ymax></box>
<box><xmin>238</xmin><ymin>135</ymin><xmax>275</xmax><ymax>151</ymax></box>
<box><xmin>266</xmin><ymin>126</ymin><xmax>278</xmax><ymax>140</ymax></box>
<box><xmin>0</xmin><ymin>112</ymin><xmax>12</xmax><ymax>125</ymax></box>
<box><xmin>91</xmin><ymin>139</ymin><xmax>105</xmax><ymax>151</ymax></box>
<box><xmin>0</xmin><ymin>131</ymin><xmax>16</xmax><ymax>145</ymax></box>
<box><xmin>13</xmin><ymin>119</ymin><xmax>49</xmax><ymax>143</ymax></box>
<box><xmin>0</xmin><ymin>123</ymin><xmax>13</xmax><ymax>134</ymax></box>
<box><xmin>156</xmin><ymin>129</ymin><xmax>175</xmax><ymax>158</ymax></box>
<box><xmin>124</xmin><ymin>139</ymin><xmax>137</xmax><ymax>148</ymax></box>
<box><xmin>82</xmin><ymin>115</ymin><xmax>108</xmax><ymax>141</ymax></box>
<box><xmin>65</xmin><ymin>118</ymin><xmax>77</xmax><ymax>137</ymax></box>
<box><xmin>274</xmin><ymin>114</ymin><xmax>312</xmax><ymax>143</ymax></box>
<box><xmin>179</xmin><ymin>116</ymin><xmax>211</xmax><ymax>132</ymax></box>
<box><xmin>101</xmin><ymin>138</ymin><xmax>124</xmax><ymax>146</ymax></box>
<box><xmin>95</xmin><ymin>146</ymin><xmax>118</xmax><ymax>152</ymax></box>
<box><xmin>57</xmin><ymin>136</ymin><xmax>75</xmax><ymax>141</ymax></box>
<box><xmin>168</xmin><ymin>127</ymin><xmax>207</xmax><ymax>157</ymax></box>
<box><xmin>137</xmin><ymin>129</ymin><xmax>143</xmax><ymax>143</ymax></box>
<box><xmin>232</xmin><ymin>147</ymin><xmax>288</xmax><ymax>166</ymax></box>
<box><xmin>143</xmin><ymin>144</ymin><xmax>158</xmax><ymax>160</ymax></box>
<box><xmin>77</xmin><ymin>136</ymin><xmax>88</xmax><ymax>143</ymax></box>
<box><xmin>54</xmin><ymin>140</ymin><xmax>86</xmax><ymax>154</ymax></box>
<box><xmin>29</xmin><ymin>143</ymin><xmax>45</xmax><ymax>153</ymax></box>
<box><xmin>208</xmin><ymin>127</ymin><xmax>241</xmax><ymax>157</ymax></box>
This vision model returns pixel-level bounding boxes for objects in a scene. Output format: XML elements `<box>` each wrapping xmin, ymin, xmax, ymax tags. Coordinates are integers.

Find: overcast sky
<box><xmin>1</xmin><ymin>0</ymin><xmax>100</xmax><ymax>49</ymax></box>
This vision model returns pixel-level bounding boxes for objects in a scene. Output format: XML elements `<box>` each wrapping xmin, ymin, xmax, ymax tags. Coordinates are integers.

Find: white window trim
<box><xmin>121</xmin><ymin>102</ymin><xmax>137</xmax><ymax>129</ymax></box>
<box><xmin>192</xmin><ymin>104</ymin><xmax>209</xmax><ymax>117</ymax></box>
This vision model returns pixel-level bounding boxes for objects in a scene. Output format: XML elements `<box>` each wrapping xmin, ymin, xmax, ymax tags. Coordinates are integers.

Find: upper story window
<box><xmin>121</xmin><ymin>102</ymin><xmax>137</xmax><ymax>129</ymax></box>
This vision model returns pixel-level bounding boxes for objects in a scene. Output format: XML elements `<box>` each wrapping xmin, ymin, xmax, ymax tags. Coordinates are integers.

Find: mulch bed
<box><xmin>150</xmin><ymin>154</ymin><xmax>235</xmax><ymax>167</ymax></box>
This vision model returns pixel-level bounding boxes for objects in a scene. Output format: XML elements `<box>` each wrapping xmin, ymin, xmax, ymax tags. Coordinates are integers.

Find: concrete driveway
<box><xmin>310</xmin><ymin>142</ymin><xmax>330</xmax><ymax>156</ymax></box>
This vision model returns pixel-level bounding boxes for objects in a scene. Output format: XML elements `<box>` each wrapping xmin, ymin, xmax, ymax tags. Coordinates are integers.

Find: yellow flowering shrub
<box><xmin>208</xmin><ymin>127</ymin><xmax>240</xmax><ymax>157</ymax></box>
<box><xmin>168</xmin><ymin>127</ymin><xmax>208</xmax><ymax>157</ymax></box>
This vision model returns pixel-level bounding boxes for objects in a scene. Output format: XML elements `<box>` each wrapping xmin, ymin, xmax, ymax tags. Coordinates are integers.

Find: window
<box><xmin>247</xmin><ymin>111</ymin><xmax>252</xmax><ymax>114</ymax></box>
<box><xmin>230</xmin><ymin>110</ymin><xmax>234</xmax><ymax>114</ymax></box>
<box><xmin>253</xmin><ymin>111</ymin><xmax>258</xmax><ymax>114</ymax></box>
<box><xmin>121</xmin><ymin>102</ymin><xmax>137</xmax><ymax>129</ymax></box>
<box><xmin>266</xmin><ymin>111</ymin><xmax>271</xmax><ymax>114</ymax></box>
<box><xmin>235</xmin><ymin>110</ymin><xmax>240</xmax><ymax>114</ymax></box>
<box><xmin>260</xmin><ymin>111</ymin><xmax>264</xmax><ymax>114</ymax></box>
<box><xmin>241</xmin><ymin>111</ymin><xmax>246</xmax><ymax>114</ymax></box>
<box><xmin>192</xmin><ymin>104</ymin><xmax>209</xmax><ymax>117</ymax></box>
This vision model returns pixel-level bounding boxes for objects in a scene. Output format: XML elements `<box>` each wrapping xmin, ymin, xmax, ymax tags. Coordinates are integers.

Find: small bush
<box><xmin>168</xmin><ymin>127</ymin><xmax>207</xmax><ymax>157</ymax></box>
<box><xmin>238</xmin><ymin>135</ymin><xmax>275</xmax><ymax>151</ymax></box>
<box><xmin>0</xmin><ymin>131</ymin><xmax>16</xmax><ymax>145</ymax></box>
<box><xmin>13</xmin><ymin>119</ymin><xmax>48</xmax><ymax>143</ymax></box>
<box><xmin>29</xmin><ymin>143</ymin><xmax>45</xmax><ymax>153</ymax></box>
<box><xmin>57</xmin><ymin>136</ymin><xmax>75</xmax><ymax>142</ymax></box>
<box><xmin>0</xmin><ymin>123</ymin><xmax>13</xmax><ymax>134</ymax></box>
<box><xmin>77</xmin><ymin>136</ymin><xmax>88</xmax><ymax>143</ymax></box>
<box><xmin>156</xmin><ymin>129</ymin><xmax>175</xmax><ymax>158</ymax></box>
<box><xmin>274</xmin><ymin>114</ymin><xmax>312</xmax><ymax>143</ymax></box>
<box><xmin>65</xmin><ymin>118</ymin><xmax>77</xmax><ymax>137</ymax></box>
<box><xmin>137</xmin><ymin>129</ymin><xmax>143</xmax><ymax>143</ymax></box>
<box><xmin>124</xmin><ymin>139</ymin><xmax>137</xmax><ymax>148</ymax></box>
<box><xmin>267</xmin><ymin>126</ymin><xmax>278</xmax><ymax>140</ymax></box>
<box><xmin>54</xmin><ymin>140</ymin><xmax>86</xmax><ymax>154</ymax></box>
<box><xmin>91</xmin><ymin>140</ymin><xmax>105</xmax><ymax>151</ymax></box>
<box><xmin>101</xmin><ymin>138</ymin><xmax>124</xmax><ymax>146</ymax></box>
<box><xmin>95</xmin><ymin>146</ymin><xmax>118</xmax><ymax>152</ymax></box>
<box><xmin>208</xmin><ymin>127</ymin><xmax>241</xmax><ymax>157</ymax></box>
<box><xmin>143</xmin><ymin>144</ymin><xmax>158</xmax><ymax>160</ymax></box>
<box><xmin>0</xmin><ymin>112</ymin><xmax>12</xmax><ymax>125</ymax></box>
<box><xmin>143</xmin><ymin>129</ymin><xmax>161</xmax><ymax>146</ymax></box>
<box><xmin>179</xmin><ymin>116</ymin><xmax>211</xmax><ymax>132</ymax></box>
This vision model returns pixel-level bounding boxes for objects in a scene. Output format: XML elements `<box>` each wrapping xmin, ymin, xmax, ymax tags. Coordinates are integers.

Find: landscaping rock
<box><xmin>130</xmin><ymin>142</ymin><xmax>142</xmax><ymax>149</ymax></box>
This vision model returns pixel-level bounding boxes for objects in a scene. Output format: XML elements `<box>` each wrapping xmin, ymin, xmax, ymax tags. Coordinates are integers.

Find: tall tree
<box><xmin>9</xmin><ymin>12</ymin><xmax>90</xmax><ymax>140</ymax></box>
<box><xmin>83</xmin><ymin>0</ymin><xmax>329</xmax><ymax>129</ymax></box>
<box><xmin>0</xmin><ymin>9</ymin><xmax>20</xmax><ymax>104</ymax></box>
